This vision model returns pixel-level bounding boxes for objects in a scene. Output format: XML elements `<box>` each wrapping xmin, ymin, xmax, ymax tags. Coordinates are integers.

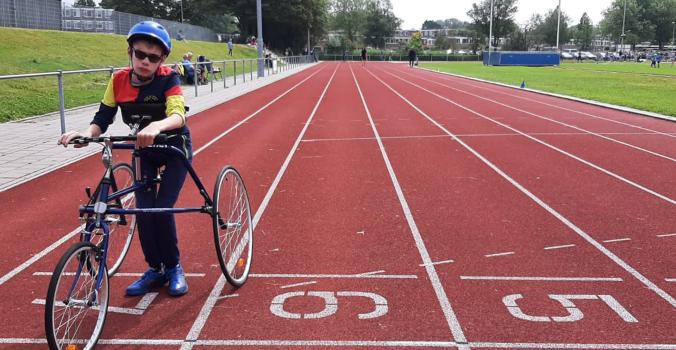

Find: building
<box><xmin>62</xmin><ymin>6</ymin><xmax>115</xmax><ymax>33</ymax></box>
<box><xmin>385</xmin><ymin>29</ymin><xmax>475</xmax><ymax>50</ymax></box>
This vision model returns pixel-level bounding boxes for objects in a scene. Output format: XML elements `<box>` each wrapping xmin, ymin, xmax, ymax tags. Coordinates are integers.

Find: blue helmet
<box><xmin>127</xmin><ymin>21</ymin><xmax>172</xmax><ymax>55</ymax></box>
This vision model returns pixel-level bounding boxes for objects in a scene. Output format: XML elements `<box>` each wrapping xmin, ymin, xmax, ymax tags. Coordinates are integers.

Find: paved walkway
<box><xmin>0</xmin><ymin>63</ymin><xmax>318</xmax><ymax>192</ymax></box>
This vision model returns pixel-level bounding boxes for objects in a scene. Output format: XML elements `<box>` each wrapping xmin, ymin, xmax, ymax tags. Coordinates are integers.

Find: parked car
<box><xmin>580</xmin><ymin>51</ymin><xmax>597</xmax><ymax>60</ymax></box>
<box><xmin>560</xmin><ymin>52</ymin><xmax>574</xmax><ymax>59</ymax></box>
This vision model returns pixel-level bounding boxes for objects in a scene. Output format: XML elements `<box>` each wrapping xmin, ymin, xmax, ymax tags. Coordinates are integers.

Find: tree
<box><xmin>75</xmin><ymin>0</ymin><xmax>96</xmax><ymax>6</ymax></box>
<box><xmin>330</xmin><ymin>0</ymin><xmax>368</xmax><ymax>48</ymax></box>
<box><xmin>600</xmin><ymin>0</ymin><xmax>651</xmax><ymax>46</ymax></box>
<box><xmin>643</xmin><ymin>0</ymin><xmax>676</xmax><ymax>48</ymax></box>
<box><xmin>406</xmin><ymin>31</ymin><xmax>423</xmax><ymax>53</ymax></box>
<box><xmin>100</xmin><ymin>0</ymin><xmax>156</xmax><ymax>17</ymax></box>
<box><xmin>535</xmin><ymin>6</ymin><xmax>570</xmax><ymax>48</ymax></box>
<box><xmin>467</xmin><ymin>0</ymin><xmax>518</xmax><ymax>48</ymax></box>
<box><xmin>422</xmin><ymin>20</ymin><xmax>442</xmax><ymax>30</ymax></box>
<box><xmin>575</xmin><ymin>12</ymin><xmax>593</xmax><ymax>50</ymax></box>
<box><xmin>363</xmin><ymin>0</ymin><xmax>401</xmax><ymax>49</ymax></box>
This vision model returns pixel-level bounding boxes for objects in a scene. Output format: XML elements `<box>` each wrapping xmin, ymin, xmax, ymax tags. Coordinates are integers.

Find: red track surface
<box><xmin>0</xmin><ymin>62</ymin><xmax>674</xmax><ymax>349</ymax></box>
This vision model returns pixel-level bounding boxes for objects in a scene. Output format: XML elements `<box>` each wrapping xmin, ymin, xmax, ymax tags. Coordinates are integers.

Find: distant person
<box><xmin>182</xmin><ymin>52</ymin><xmax>195</xmax><ymax>84</ymax></box>
<box><xmin>577</xmin><ymin>51</ymin><xmax>582</xmax><ymax>63</ymax></box>
<box><xmin>408</xmin><ymin>48</ymin><xmax>417</xmax><ymax>67</ymax></box>
<box><xmin>197</xmin><ymin>55</ymin><xmax>211</xmax><ymax>84</ymax></box>
<box><xmin>650</xmin><ymin>54</ymin><xmax>657</xmax><ymax>68</ymax></box>
<box><xmin>227</xmin><ymin>38</ymin><xmax>233</xmax><ymax>56</ymax></box>
<box><xmin>176</xmin><ymin>30</ymin><xmax>185</xmax><ymax>41</ymax></box>
<box><xmin>361</xmin><ymin>47</ymin><xmax>367</xmax><ymax>66</ymax></box>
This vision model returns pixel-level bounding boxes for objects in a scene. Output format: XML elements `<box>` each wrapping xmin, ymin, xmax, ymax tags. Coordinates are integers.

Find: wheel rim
<box><xmin>49</xmin><ymin>245</ymin><xmax>108</xmax><ymax>350</ymax></box>
<box><xmin>215</xmin><ymin>169</ymin><xmax>253</xmax><ymax>285</ymax></box>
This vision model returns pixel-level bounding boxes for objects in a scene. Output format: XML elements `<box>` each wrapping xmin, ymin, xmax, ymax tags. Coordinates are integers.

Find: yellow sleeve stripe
<box><xmin>166</xmin><ymin>95</ymin><xmax>186</xmax><ymax>126</ymax></box>
<box><xmin>101</xmin><ymin>78</ymin><xmax>116</xmax><ymax>107</ymax></box>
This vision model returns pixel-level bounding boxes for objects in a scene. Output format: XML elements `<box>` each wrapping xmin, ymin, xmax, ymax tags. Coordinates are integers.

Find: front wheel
<box><xmin>212</xmin><ymin>166</ymin><xmax>253</xmax><ymax>287</ymax></box>
<box><xmin>45</xmin><ymin>242</ymin><xmax>109</xmax><ymax>350</ymax></box>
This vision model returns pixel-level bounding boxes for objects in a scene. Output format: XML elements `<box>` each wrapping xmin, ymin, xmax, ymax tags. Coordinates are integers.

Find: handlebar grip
<box><xmin>154</xmin><ymin>134</ymin><xmax>168</xmax><ymax>143</ymax></box>
<box><xmin>70</xmin><ymin>137</ymin><xmax>89</xmax><ymax>145</ymax></box>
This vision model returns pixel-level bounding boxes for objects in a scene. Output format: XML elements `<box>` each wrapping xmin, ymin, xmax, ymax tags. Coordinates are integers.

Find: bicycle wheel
<box><xmin>212</xmin><ymin>166</ymin><xmax>253</xmax><ymax>287</ymax></box>
<box><xmin>45</xmin><ymin>242</ymin><xmax>109</xmax><ymax>350</ymax></box>
<box><xmin>91</xmin><ymin>163</ymin><xmax>136</xmax><ymax>276</ymax></box>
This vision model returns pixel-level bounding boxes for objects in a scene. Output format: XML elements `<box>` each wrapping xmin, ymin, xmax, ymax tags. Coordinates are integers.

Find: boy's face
<box><xmin>129</xmin><ymin>39</ymin><xmax>166</xmax><ymax>78</ymax></box>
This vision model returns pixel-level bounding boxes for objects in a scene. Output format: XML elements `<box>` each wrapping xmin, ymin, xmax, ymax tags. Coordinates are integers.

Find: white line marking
<box><xmin>350</xmin><ymin>63</ymin><xmax>468</xmax><ymax>348</ymax></box>
<box><xmin>417</xmin><ymin>66</ymin><xmax>676</xmax><ymax>138</ymax></box>
<box><xmin>301</xmin><ymin>132</ymin><xmax>674</xmax><ymax>143</ymax></box>
<box><xmin>544</xmin><ymin>244</ymin><xmax>576</xmax><ymax>250</ymax></box>
<box><xmin>603</xmin><ymin>238</ymin><xmax>632</xmax><ymax>243</ymax></box>
<box><xmin>657</xmin><ymin>233</ymin><xmax>676</xmax><ymax>238</ymax></box>
<box><xmin>0</xmin><ymin>224</ymin><xmax>82</xmax><ymax>286</ymax></box>
<box><xmin>251</xmin><ymin>273</ymin><xmax>417</xmax><ymax>279</ymax></box>
<box><xmin>460</xmin><ymin>276</ymin><xmax>623</xmax><ymax>282</ymax></box>
<box><xmin>666</xmin><ymin>278</ymin><xmax>675</xmax><ymax>283</ymax></box>
<box><xmin>470</xmin><ymin>342</ymin><xmax>676</xmax><ymax>349</ymax></box>
<box><xmin>380</xmin><ymin>67</ymin><xmax>676</xmax><ymax>206</ymax></box>
<box><xmin>181</xmin><ymin>63</ymin><xmax>340</xmax><ymax>350</ymax></box>
<box><xmin>366</xmin><ymin>67</ymin><xmax>676</xmax><ymax>308</ymax></box>
<box><xmin>356</xmin><ymin>270</ymin><xmax>385</xmax><ymax>276</ymax></box>
<box><xmin>281</xmin><ymin>281</ymin><xmax>317</xmax><ymax>289</ymax></box>
<box><xmin>419</xmin><ymin>259</ymin><xmax>454</xmax><ymax>267</ymax></box>
<box><xmin>485</xmin><ymin>252</ymin><xmax>515</xmax><ymax>257</ymax></box>
<box><xmin>0</xmin><ymin>66</ymin><xmax>325</xmax><ymax>288</ymax></box>
<box><xmin>216</xmin><ymin>293</ymin><xmax>239</xmax><ymax>300</ymax></box>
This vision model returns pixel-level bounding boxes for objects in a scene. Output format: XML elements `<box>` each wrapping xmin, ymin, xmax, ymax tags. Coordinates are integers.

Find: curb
<box><xmin>417</xmin><ymin>66</ymin><xmax>675</xmax><ymax>123</ymax></box>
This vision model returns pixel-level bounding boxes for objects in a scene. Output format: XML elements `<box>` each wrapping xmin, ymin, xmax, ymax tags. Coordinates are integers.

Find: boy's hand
<box><xmin>58</xmin><ymin>131</ymin><xmax>89</xmax><ymax>148</ymax></box>
<box><xmin>137</xmin><ymin>123</ymin><xmax>161</xmax><ymax>148</ymax></box>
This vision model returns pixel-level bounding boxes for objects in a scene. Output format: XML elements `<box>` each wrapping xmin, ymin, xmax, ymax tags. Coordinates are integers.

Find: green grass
<box><xmin>420</xmin><ymin>61</ymin><xmax>676</xmax><ymax>118</ymax></box>
<box><xmin>0</xmin><ymin>27</ymin><xmax>258</xmax><ymax>122</ymax></box>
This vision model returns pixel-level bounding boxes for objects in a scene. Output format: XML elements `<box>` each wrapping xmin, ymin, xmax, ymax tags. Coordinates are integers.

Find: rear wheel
<box><xmin>212</xmin><ymin>166</ymin><xmax>253</xmax><ymax>287</ymax></box>
<box><xmin>45</xmin><ymin>242</ymin><xmax>109</xmax><ymax>350</ymax></box>
<box><xmin>90</xmin><ymin>163</ymin><xmax>136</xmax><ymax>276</ymax></box>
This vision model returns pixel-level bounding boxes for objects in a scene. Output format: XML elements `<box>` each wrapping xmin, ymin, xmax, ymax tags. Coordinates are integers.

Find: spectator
<box><xmin>57</xmin><ymin>21</ymin><xmax>191</xmax><ymax>297</ymax></box>
<box><xmin>227</xmin><ymin>38</ymin><xmax>234</xmax><ymax>56</ymax></box>
<box><xmin>197</xmin><ymin>55</ymin><xmax>212</xmax><ymax>84</ymax></box>
<box><xmin>176</xmin><ymin>30</ymin><xmax>185</xmax><ymax>41</ymax></box>
<box><xmin>182</xmin><ymin>52</ymin><xmax>196</xmax><ymax>84</ymax></box>
<box><xmin>408</xmin><ymin>48</ymin><xmax>417</xmax><ymax>67</ymax></box>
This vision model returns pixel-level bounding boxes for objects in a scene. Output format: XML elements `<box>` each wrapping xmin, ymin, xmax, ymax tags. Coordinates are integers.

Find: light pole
<box><xmin>256</xmin><ymin>0</ymin><xmax>264</xmax><ymax>77</ymax></box>
<box><xmin>179</xmin><ymin>0</ymin><xmax>183</xmax><ymax>23</ymax></box>
<box><xmin>672</xmin><ymin>21</ymin><xmax>675</xmax><ymax>47</ymax></box>
<box><xmin>620</xmin><ymin>0</ymin><xmax>627</xmax><ymax>53</ymax></box>
<box><xmin>556</xmin><ymin>0</ymin><xmax>561</xmax><ymax>51</ymax></box>
<box><xmin>488</xmin><ymin>0</ymin><xmax>493</xmax><ymax>64</ymax></box>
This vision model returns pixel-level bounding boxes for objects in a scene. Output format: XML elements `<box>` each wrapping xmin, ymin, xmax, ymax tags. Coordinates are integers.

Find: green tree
<box><xmin>100</xmin><ymin>0</ymin><xmax>155</xmax><ymax>17</ymax></box>
<box><xmin>434</xmin><ymin>35</ymin><xmax>450</xmax><ymax>50</ymax></box>
<box><xmin>422</xmin><ymin>20</ymin><xmax>442</xmax><ymax>30</ymax></box>
<box><xmin>467</xmin><ymin>0</ymin><xmax>518</xmax><ymax>48</ymax></box>
<box><xmin>535</xmin><ymin>6</ymin><xmax>570</xmax><ymax>48</ymax></box>
<box><xmin>600</xmin><ymin>0</ymin><xmax>651</xmax><ymax>45</ymax></box>
<box><xmin>75</xmin><ymin>0</ymin><xmax>96</xmax><ymax>6</ymax></box>
<box><xmin>330</xmin><ymin>0</ymin><xmax>368</xmax><ymax>48</ymax></box>
<box><xmin>575</xmin><ymin>12</ymin><xmax>593</xmax><ymax>50</ymax></box>
<box><xmin>406</xmin><ymin>31</ymin><xmax>423</xmax><ymax>53</ymax></box>
<box><xmin>364</xmin><ymin>0</ymin><xmax>401</xmax><ymax>49</ymax></box>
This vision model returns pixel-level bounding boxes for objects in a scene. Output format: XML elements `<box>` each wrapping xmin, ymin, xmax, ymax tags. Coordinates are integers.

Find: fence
<box><xmin>0</xmin><ymin>55</ymin><xmax>314</xmax><ymax>131</ymax></box>
<box><xmin>0</xmin><ymin>0</ymin><xmax>217</xmax><ymax>42</ymax></box>
<box><xmin>318</xmin><ymin>53</ymin><xmax>481</xmax><ymax>62</ymax></box>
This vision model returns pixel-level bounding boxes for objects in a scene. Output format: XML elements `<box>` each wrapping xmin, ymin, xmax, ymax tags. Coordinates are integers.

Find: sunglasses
<box><xmin>131</xmin><ymin>47</ymin><xmax>163</xmax><ymax>63</ymax></box>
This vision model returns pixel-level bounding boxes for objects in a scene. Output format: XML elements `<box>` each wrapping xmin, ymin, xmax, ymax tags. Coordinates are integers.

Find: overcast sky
<box><xmin>390</xmin><ymin>0</ymin><xmax>613</xmax><ymax>29</ymax></box>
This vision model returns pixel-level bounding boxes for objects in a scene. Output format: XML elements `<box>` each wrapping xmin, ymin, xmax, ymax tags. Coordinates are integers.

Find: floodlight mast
<box><xmin>257</xmin><ymin>0</ymin><xmax>264</xmax><ymax>77</ymax></box>
<box><xmin>556</xmin><ymin>0</ymin><xmax>561</xmax><ymax>52</ymax></box>
<box><xmin>488</xmin><ymin>0</ymin><xmax>493</xmax><ymax>64</ymax></box>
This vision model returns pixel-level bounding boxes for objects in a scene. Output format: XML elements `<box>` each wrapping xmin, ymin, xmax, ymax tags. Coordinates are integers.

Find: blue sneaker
<box><xmin>165</xmin><ymin>264</ymin><xmax>188</xmax><ymax>296</ymax></box>
<box><xmin>126</xmin><ymin>268</ymin><xmax>167</xmax><ymax>296</ymax></box>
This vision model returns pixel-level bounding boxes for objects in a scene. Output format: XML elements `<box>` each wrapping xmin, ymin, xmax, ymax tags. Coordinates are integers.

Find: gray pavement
<box><xmin>0</xmin><ymin>62</ymin><xmax>318</xmax><ymax>192</ymax></box>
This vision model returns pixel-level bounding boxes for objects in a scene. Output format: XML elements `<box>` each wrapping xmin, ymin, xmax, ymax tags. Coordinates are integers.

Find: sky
<box><xmin>390</xmin><ymin>0</ymin><xmax>614</xmax><ymax>29</ymax></box>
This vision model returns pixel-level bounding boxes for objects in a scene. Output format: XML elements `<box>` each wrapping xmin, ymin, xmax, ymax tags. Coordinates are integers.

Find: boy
<box><xmin>57</xmin><ymin>21</ymin><xmax>192</xmax><ymax>297</ymax></box>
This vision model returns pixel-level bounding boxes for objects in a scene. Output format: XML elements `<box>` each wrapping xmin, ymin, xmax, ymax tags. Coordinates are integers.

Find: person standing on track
<box><xmin>57</xmin><ymin>21</ymin><xmax>192</xmax><ymax>297</ymax></box>
<box><xmin>408</xmin><ymin>48</ymin><xmax>417</xmax><ymax>67</ymax></box>
<box><xmin>361</xmin><ymin>47</ymin><xmax>367</xmax><ymax>66</ymax></box>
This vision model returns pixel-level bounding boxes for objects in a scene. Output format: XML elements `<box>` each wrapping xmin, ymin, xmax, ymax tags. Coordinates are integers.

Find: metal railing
<box><xmin>318</xmin><ymin>54</ymin><xmax>481</xmax><ymax>62</ymax></box>
<box><xmin>0</xmin><ymin>55</ymin><xmax>314</xmax><ymax>132</ymax></box>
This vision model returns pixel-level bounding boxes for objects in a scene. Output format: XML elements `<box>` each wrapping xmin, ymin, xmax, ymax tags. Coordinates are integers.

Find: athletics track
<box><xmin>0</xmin><ymin>61</ymin><xmax>674</xmax><ymax>349</ymax></box>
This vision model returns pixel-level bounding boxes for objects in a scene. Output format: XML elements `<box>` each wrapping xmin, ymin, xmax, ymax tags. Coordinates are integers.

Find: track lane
<box><xmin>0</xmin><ymin>64</ymin><xmax>336</xmax><ymax>343</ymax></box>
<box><xmin>0</xmin><ymin>64</ymin><xmax>324</xmax><ymax>282</ymax></box>
<box><xmin>353</xmin><ymin>63</ymin><xmax>675</xmax><ymax>344</ymax></box>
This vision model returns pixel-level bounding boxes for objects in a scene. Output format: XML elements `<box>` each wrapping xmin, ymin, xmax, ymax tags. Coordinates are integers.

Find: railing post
<box><xmin>234</xmin><ymin>61</ymin><xmax>237</xmax><ymax>85</ymax></box>
<box><xmin>210</xmin><ymin>65</ymin><xmax>214</xmax><ymax>92</ymax></box>
<box><xmin>57</xmin><ymin>70</ymin><xmax>66</xmax><ymax>134</ymax></box>
<box><xmin>194</xmin><ymin>71</ymin><xmax>198</xmax><ymax>97</ymax></box>
<box><xmin>250</xmin><ymin>59</ymin><xmax>253</xmax><ymax>80</ymax></box>
<box><xmin>223</xmin><ymin>61</ymin><xmax>227</xmax><ymax>88</ymax></box>
<box><xmin>242</xmin><ymin>59</ymin><xmax>246</xmax><ymax>82</ymax></box>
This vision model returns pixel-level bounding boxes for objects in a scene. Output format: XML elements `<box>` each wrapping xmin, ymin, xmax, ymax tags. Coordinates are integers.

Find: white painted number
<box><xmin>503</xmin><ymin>294</ymin><xmax>638</xmax><ymax>323</ymax></box>
<box><xmin>270</xmin><ymin>291</ymin><xmax>388</xmax><ymax>320</ymax></box>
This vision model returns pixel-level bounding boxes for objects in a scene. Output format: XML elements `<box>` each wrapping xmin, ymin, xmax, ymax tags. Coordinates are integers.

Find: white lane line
<box><xmin>251</xmin><ymin>273</ymin><xmax>417</xmax><ymax>279</ymax></box>
<box><xmin>544</xmin><ymin>244</ymin><xmax>576</xmax><ymax>250</ymax></box>
<box><xmin>350</xmin><ymin>63</ymin><xmax>468</xmax><ymax>348</ymax></box>
<box><xmin>404</xmin><ymin>68</ymin><xmax>676</xmax><ymax>163</ymax></box>
<box><xmin>357</xmin><ymin>270</ymin><xmax>386</xmax><ymax>276</ymax></box>
<box><xmin>3</xmin><ymin>338</ymin><xmax>675</xmax><ymax>349</ymax></box>
<box><xmin>460</xmin><ymin>276</ymin><xmax>623</xmax><ymax>282</ymax></box>
<box><xmin>666</xmin><ymin>278</ymin><xmax>675</xmax><ymax>283</ymax></box>
<box><xmin>0</xmin><ymin>224</ymin><xmax>82</xmax><ymax>286</ymax></box>
<box><xmin>419</xmin><ymin>259</ymin><xmax>454</xmax><ymax>267</ymax></box>
<box><xmin>0</xmin><ymin>65</ymin><xmax>325</xmax><ymax>288</ymax></box>
<box><xmin>302</xmin><ymin>132</ymin><xmax>674</xmax><ymax>143</ymax></box>
<box><xmin>365</xmin><ymin>67</ymin><xmax>676</xmax><ymax>308</ymax></box>
<box><xmin>380</xmin><ymin>68</ymin><xmax>676</xmax><ymax>206</ymax></box>
<box><xmin>181</xmin><ymin>63</ymin><xmax>340</xmax><ymax>350</ymax></box>
<box><xmin>603</xmin><ymin>238</ymin><xmax>632</xmax><ymax>243</ymax></box>
<box><xmin>657</xmin><ymin>233</ymin><xmax>676</xmax><ymax>238</ymax></box>
<box><xmin>280</xmin><ymin>281</ymin><xmax>317</xmax><ymax>289</ymax></box>
<box><xmin>416</xmin><ymin>66</ymin><xmax>676</xmax><ymax>139</ymax></box>
<box><xmin>485</xmin><ymin>252</ymin><xmax>515</xmax><ymax>258</ymax></box>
